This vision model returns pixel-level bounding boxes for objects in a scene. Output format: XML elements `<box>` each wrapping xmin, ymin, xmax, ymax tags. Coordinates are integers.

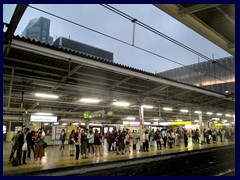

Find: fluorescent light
<box><xmin>43</xmin><ymin>123</ymin><xmax>49</xmax><ymax>125</ymax></box>
<box><xmin>36</xmin><ymin>113</ymin><xmax>53</xmax><ymax>116</ymax></box>
<box><xmin>194</xmin><ymin>111</ymin><xmax>202</xmax><ymax>114</ymax></box>
<box><xmin>142</xmin><ymin>105</ymin><xmax>153</xmax><ymax>109</ymax></box>
<box><xmin>222</xmin><ymin>120</ymin><xmax>228</xmax><ymax>123</ymax></box>
<box><xmin>207</xmin><ymin>112</ymin><xmax>213</xmax><ymax>115</ymax></box>
<box><xmin>159</xmin><ymin>122</ymin><xmax>171</xmax><ymax>126</ymax></box>
<box><xmin>130</xmin><ymin>122</ymin><xmax>140</xmax><ymax>125</ymax></box>
<box><xmin>112</xmin><ymin>102</ymin><xmax>129</xmax><ymax>106</ymax></box>
<box><xmin>123</xmin><ymin>121</ymin><xmax>129</xmax><ymax>125</ymax></box>
<box><xmin>126</xmin><ymin>117</ymin><xmax>136</xmax><ymax>120</ymax></box>
<box><xmin>217</xmin><ymin>113</ymin><xmax>222</xmax><ymax>116</ymax></box>
<box><xmin>35</xmin><ymin>93</ymin><xmax>58</xmax><ymax>98</ymax></box>
<box><xmin>163</xmin><ymin>107</ymin><xmax>172</xmax><ymax>111</ymax></box>
<box><xmin>225</xmin><ymin>114</ymin><xmax>231</xmax><ymax>117</ymax></box>
<box><xmin>80</xmin><ymin>98</ymin><xmax>100</xmax><ymax>103</ymax></box>
<box><xmin>80</xmin><ymin>123</ymin><xmax>85</xmax><ymax>125</ymax></box>
<box><xmin>144</xmin><ymin>122</ymin><xmax>151</xmax><ymax>125</ymax></box>
<box><xmin>153</xmin><ymin>118</ymin><xmax>159</xmax><ymax>121</ymax></box>
<box><xmin>193</xmin><ymin>120</ymin><xmax>199</xmax><ymax>122</ymax></box>
<box><xmin>176</xmin><ymin>119</ymin><xmax>182</xmax><ymax>121</ymax></box>
<box><xmin>71</xmin><ymin>123</ymin><xmax>79</xmax><ymax>125</ymax></box>
<box><xmin>53</xmin><ymin>122</ymin><xmax>59</xmax><ymax>125</ymax></box>
<box><xmin>180</xmin><ymin>109</ymin><xmax>188</xmax><ymax>113</ymax></box>
<box><xmin>223</xmin><ymin>123</ymin><xmax>230</xmax><ymax>126</ymax></box>
<box><xmin>62</xmin><ymin>123</ymin><xmax>67</xmax><ymax>126</ymax></box>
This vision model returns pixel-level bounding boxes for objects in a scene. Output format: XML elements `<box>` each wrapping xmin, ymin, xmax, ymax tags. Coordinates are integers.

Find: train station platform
<box><xmin>3</xmin><ymin>139</ymin><xmax>235</xmax><ymax>176</ymax></box>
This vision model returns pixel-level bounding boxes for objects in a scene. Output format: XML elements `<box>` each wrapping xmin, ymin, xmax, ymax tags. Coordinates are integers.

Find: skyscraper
<box><xmin>21</xmin><ymin>17</ymin><xmax>53</xmax><ymax>45</ymax></box>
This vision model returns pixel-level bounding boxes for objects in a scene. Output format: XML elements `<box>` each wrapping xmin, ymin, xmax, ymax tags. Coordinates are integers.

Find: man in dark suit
<box><xmin>18</xmin><ymin>127</ymin><xmax>28</xmax><ymax>165</ymax></box>
<box><xmin>26</xmin><ymin>128</ymin><xmax>32</xmax><ymax>160</ymax></box>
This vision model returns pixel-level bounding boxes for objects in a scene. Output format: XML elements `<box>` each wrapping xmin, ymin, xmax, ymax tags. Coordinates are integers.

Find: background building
<box><xmin>53</xmin><ymin>36</ymin><xmax>114</xmax><ymax>61</ymax></box>
<box><xmin>157</xmin><ymin>56</ymin><xmax>235</xmax><ymax>96</ymax></box>
<box><xmin>21</xmin><ymin>16</ymin><xmax>53</xmax><ymax>45</ymax></box>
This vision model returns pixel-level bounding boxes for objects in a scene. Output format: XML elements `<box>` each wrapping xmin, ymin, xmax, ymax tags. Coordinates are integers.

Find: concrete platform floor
<box><xmin>3</xmin><ymin>138</ymin><xmax>235</xmax><ymax>175</ymax></box>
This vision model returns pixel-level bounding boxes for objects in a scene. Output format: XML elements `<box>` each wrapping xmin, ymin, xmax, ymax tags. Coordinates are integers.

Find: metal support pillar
<box><xmin>199</xmin><ymin>113</ymin><xmax>203</xmax><ymax>144</ymax></box>
<box><xmin>139</xmin><ymin>105</ymin><xmax>144</xmax><ymax>151</ymax></box>
<box><xmin>7</xmin><ymin>67</ymin><xmax>14</xmax><ymax>108</ymax></box>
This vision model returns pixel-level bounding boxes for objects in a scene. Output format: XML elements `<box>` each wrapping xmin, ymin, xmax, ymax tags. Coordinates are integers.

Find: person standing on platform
<box><xmin>175</xmin><ymin>128</ymin><xmax>181</xmax><ymax>147</ymax></box>
<box><xmin>59</xmin><ymin>129</ymin><xmax>66</xmax><ymax>150</ymax></box>
<box><xmin>124</xmin><ymin>130</ymin><xmax>131</xmax><ymax>153</ymax></box>
<box><xmin>132</xmin><ymin>130</ymin><xmax>138</xmax><ymax>151</ymax></box>
<box><xmin>218</xmin><ymin>128</ymin><xmax>223</xmax><ymax>142</ymax></box>
<box><xmin>68</xmin><ymin>129</ymin><xmax>76</xmax><ymax>157</ymax></box>
<box><xmin>94</xmin><ymin>129</ymin><xmax>103</xmax><ymax>157</ymax></box>
<box><xmin>161</xmin><ymin>128</ymin><xmax>168</xmax><ymax>148</ymax></box>
<box><xmin>80</xmin><ymin>129</ymin><xmax>88</xmax><ymax>158</ymax></box>
<box><xmin>26</xmin><ymin>128</ymin><xmax>32</xmax><ymax>160</ymax></box>
<box><xmin>119</xmin><ymin>129</ymin><xmax>126</xmax><ymax>154</ymax></box>
<box><xmin>34</xmin><ymin>131</ymin><xmax>45</xmax><ymax>164</ymax></box>
<box><xmin>183</xmin><ymin>129</ymin><xmax>188</xmax><ymax>147</ymax></box>
<box><xmin>87</xmin><ymin>129</ymin><xmax>95</xmax><ymax>156</ymax></box>
<box><xmin>8</xmin><ymin>130</ymin><xmax>21</xmax><ymax>163</ymax></box>
<box><xmin>74</xmin><ymin>127</ymin><xmax>81</xmax><ymax>159</ymax></box>
<box><xmin>149</xmin><ymin>129</ymin><xmax>155</xmax><ymax>147</ymax></box>
<box><xmin>143</xmin><ymin>129</ymin><xmax>149</xmax><ymax>152</ymax></box>
<box><xmin>18</xmin><ymin>128</ymin><xmax>28</xmax><ymax>165</ymax></box>
<box><xmin>154</xmin><ymin>129</ymin><xmax>162</xmax><ymax>150</ymax></box>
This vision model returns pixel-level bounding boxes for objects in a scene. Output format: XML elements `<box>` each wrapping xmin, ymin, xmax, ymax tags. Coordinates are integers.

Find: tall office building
<box><xmin>21</xmin><ymin>17</ymin><xmax>53</xmax><ymax>45</ymax></box>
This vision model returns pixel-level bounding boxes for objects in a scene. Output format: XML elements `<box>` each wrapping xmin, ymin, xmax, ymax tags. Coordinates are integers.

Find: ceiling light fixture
<box><xmin>142</xmin><ymin>105</ymin><xmax>153</xmax><ymax>109</ymax></box>
<box><xmin>36</xmin><ymin>113</ymin><xmax>53</xmax><ymax>116</ymax></box>
<box><xmin>180</xmin><ymin>109</ymin><xmax>188</xmax><ymax>113</ymax></box>
<box><xmin>163</xmin><ymin>107</ymin><xmax>172</xmax><ymax>111</ymax></box>
<box><xmin>80</xmin><ymin>98</ymin><xmax>100</xmax><ymax>103</ymax></box>
<box><xmin>35</xmin><ymin>93</ymin><xmax>58</xmax><ymax>99</ymax></box>
<box><xmin>112</xmin><ymin>102</ymin><xmax>129</xmax><ymax>106</ymax></box>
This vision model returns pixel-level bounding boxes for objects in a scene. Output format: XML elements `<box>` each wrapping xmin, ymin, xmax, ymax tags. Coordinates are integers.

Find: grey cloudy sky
<box><xmin>3</xmin><ymin>4</ymin><xmax>231</xmax><ymax>73</ymax></box>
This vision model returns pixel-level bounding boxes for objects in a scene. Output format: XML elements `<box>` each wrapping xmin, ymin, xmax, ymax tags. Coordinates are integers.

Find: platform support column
<box><xmin>139</xmin><ymin>105</ymin><xmax>144</xmax><ymax>151</ymax></box>
<box><xmin>199</xmin><ymin>113</ymin><xmax>203</xmax><ymax>144</ymax></box>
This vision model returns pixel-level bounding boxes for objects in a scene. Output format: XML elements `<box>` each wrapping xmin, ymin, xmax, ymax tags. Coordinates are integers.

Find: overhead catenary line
<box><xmin>101</xmin><ymin>4</ymin><xmax>235</xmax><ymax>74</ymax></box>
<box><xmin>28</xmin><ymin>5</ymin><xmax>230</xmax><ymax>85</ymax></box>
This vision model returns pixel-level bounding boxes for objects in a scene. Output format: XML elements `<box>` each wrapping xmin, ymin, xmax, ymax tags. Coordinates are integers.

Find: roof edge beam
<box><xmin>179</xmin><ymin>4</ymin><xmax>221</xmax><ymax>15</ymax></box>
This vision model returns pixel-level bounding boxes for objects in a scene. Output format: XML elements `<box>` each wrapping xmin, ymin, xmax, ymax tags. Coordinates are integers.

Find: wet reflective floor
<box><xmin>3</xmin><ymin>139</ymin><xmax>235</xmax><ymax>175</ymax></box>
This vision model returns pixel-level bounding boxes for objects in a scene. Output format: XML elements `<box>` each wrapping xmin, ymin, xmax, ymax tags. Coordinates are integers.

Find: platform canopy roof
<box><xmin>154</xmin><ymin>4</ymin><xmax>235</xmax><ymax>56</ymax></box>
<box><xmin>3</xmin><ymin>35</ymin><xmax>235</xmax><ymax>123</ymax></box>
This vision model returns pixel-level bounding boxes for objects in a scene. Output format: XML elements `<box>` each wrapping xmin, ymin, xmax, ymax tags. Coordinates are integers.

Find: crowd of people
<box><xmin>8</xmin><ymin>126</ymin><xmax>235</xmax><ymax>165</ymax></box>
<box><xmin>8</xmin><ymin>127</ymin><xmax>46</xmax><ymax>165</ymax></box>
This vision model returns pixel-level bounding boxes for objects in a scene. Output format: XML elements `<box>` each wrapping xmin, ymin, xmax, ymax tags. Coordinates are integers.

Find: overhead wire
<box><xmin>101</xmin><ymin>4</ymin><xmax>235</xmax><ymax>74</ymax></box>
<box><xmin>28</xmin><ymin>5</ymin><xmax>232</xmax><ymax>85</ymax></box>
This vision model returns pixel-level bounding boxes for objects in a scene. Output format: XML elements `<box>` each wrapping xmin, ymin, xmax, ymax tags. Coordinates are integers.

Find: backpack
<box><xmin>11</xmin><ymin>158</ymin><xmax>18</xmax><ymax>167</ymax></box>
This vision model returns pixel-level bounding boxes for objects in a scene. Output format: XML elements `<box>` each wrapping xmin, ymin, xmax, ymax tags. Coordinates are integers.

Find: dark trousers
<box><xmin>143</xmin><ymin>140</ymin><xmax>149</xmax><ymax>151</ymax></box>
<box><xmin>18</xmin><ymin>149</ymin><xmax>27</xmax><ymax>164</ymax></box>
<box><xmin>60</xmin><ymin>140</ymin><xmax>65</xmax><ymax>150</ymax></box>
<box><xmin>133</xmin><ymin>144</ymin><xmax>136</xmax><ymax>150</ymax></box>
<box><xmin>27</xmin><ymin>143</ymin><xmax>31</xmax><ymax>159</ymax></box>
<box><xmin>9</xmin><ymin>148</ymin><xmax>17</xmax><ymax>161</ymax></box>
<box><xmin>108</xmin><ymin>142</ymin><xmax>113</xmax><ymax>151</ymax></box>
<box><xmin>88</xmin><ymin>143</ymin><xmax>94</xmax><ymax>154</ymax></box>
<box><xmin>163</xmin><ymin>137</ymin><xmax>167</xmax><ymax>147</ymax></box>
<box><xmin>75</xmin><ymin>145</ymin><xmax>80</xmax><ymax>159</ymax></box>
<box><xmin>156</xmin><ymin>140</ymin><xmax>161</xmax><ymax>149</ymax></box>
